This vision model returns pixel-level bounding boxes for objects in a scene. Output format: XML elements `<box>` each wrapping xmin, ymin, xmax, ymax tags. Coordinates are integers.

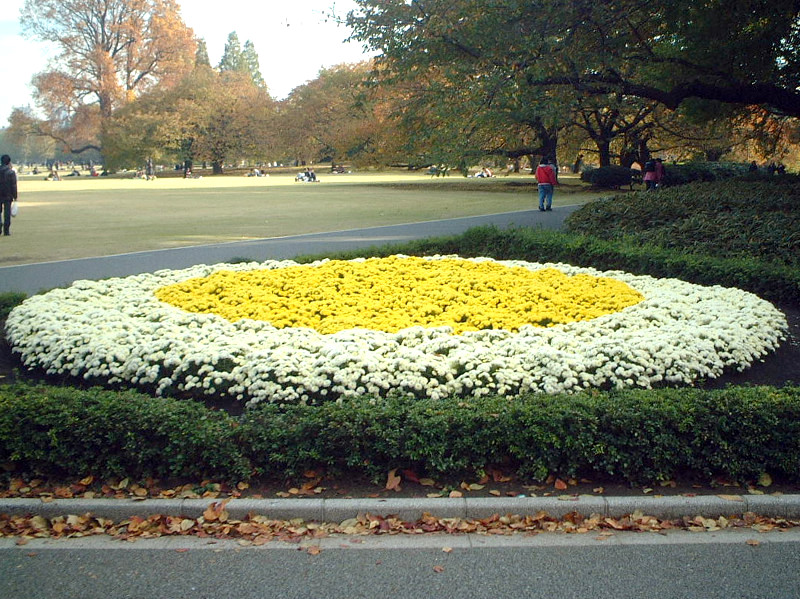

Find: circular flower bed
<box><xmin>4</xmin><ymin>255</ymin><xmax>788</xmax><ymax>405</ymax></box>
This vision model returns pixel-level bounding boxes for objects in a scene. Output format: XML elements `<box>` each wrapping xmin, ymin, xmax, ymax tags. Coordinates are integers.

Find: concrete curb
<box><xmin>2</xmin><ymin>494</ymin><xmax>799</xmax><ymax>522</ymax></box>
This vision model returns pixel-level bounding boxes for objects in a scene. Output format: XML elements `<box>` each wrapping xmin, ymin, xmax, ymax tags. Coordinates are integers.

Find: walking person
<box><xmin>535</xmin><ymin>157</ymin><xmax>558</xmax><ymax>211</ymax></box>
<box><xmin>0</xmin><ymin>154</ymin><xmax>18</xmax><ymax>236</ymax></box>
<box><xmin>654</xmin><ymin>158</ymin><xmax>666</xmax><ymax>188</ymax></box>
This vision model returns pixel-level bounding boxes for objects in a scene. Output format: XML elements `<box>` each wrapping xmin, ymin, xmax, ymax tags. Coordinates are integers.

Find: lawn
<box><xmin>1</xmin><ymin>171</ymin><xmax>601</xmax><ymax>266</ymax></box>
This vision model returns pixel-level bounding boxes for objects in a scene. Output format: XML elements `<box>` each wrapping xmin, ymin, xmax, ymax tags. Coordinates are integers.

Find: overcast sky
<box><xmin>0</xmin><ymin>0</ymin><xmax>373</xmax><ymax>125</ymax></box>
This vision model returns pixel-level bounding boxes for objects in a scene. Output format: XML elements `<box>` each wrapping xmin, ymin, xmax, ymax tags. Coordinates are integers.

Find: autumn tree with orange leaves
<box><xmin>17</xmin><ymin>0</ymin><xmax>196</xmax><ymax>155</ymax></box>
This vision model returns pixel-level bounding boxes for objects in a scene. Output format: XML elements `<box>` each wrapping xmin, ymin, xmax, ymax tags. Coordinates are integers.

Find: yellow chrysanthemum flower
<box><xmin>155</xmin><ymin>256</ymin><xmax>644</xmax><ymax>334</ymax></box>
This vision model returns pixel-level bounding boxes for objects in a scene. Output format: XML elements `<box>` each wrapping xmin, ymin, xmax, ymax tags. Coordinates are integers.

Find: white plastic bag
<box><xmin>10</xmin><ymin>202</ymin><xmax>18</xmax><ymax>217</ymax></box>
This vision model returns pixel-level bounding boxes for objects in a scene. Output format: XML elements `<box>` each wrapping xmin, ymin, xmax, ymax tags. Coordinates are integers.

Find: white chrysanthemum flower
<box><xmin>4</xmin><ymin>255</ymin><xmax>788</xmax><ymax>406</ymax></box>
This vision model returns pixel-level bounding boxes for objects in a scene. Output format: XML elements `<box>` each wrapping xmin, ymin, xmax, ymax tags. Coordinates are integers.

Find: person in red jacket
<box><xmin>535</xmin><ymin>157</ymin><xmax>558</xmax><ymax>211</ymax></box>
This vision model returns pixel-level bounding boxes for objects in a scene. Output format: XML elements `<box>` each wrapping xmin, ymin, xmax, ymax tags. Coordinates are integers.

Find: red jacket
<box><xmin>535</xmin><ymin>164</ymin><xmax>558</xmax><ymax>185</ymax></box>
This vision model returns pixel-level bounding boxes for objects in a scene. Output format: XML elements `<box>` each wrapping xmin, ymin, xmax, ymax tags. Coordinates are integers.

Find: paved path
<box><xmin>0</xmin><ymin>206</ymin><xmax>577</xmax><ymax>295</ymax></box>
<box><xmin>3</xmin><ymin>530</ymin><xmax>800</xmax><ymax>599</ymax></box>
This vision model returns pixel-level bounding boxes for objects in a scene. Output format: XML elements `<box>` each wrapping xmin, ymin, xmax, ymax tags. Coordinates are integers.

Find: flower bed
<box><xmin>4</xmin><ymin>255</ymin><xmax>788</xmax><ymax>405</ymax></box>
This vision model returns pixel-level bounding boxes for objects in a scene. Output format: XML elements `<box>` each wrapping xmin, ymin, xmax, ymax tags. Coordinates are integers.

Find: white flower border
<box><xmin>5</xmin><ymin>255</ymin><xmax>788</xmax><ymax>405</ymax></box>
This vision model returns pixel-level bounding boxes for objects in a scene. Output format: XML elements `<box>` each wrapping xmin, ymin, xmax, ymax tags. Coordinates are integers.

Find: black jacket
<box><xmin>0</xmin><ymin>165</ymin><xmax>17</xmax><ymax>201</ymax></box>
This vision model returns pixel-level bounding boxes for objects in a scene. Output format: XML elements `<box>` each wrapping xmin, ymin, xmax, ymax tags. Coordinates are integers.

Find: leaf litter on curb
<box><xmin>1</xmin><ymin>504</ymin><xmax>797</xmax><ymax>545</ymax></box>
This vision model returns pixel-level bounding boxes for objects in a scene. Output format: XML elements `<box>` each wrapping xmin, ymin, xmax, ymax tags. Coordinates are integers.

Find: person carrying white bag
<box><xmin>0</xmin><ymin>154</ymin><xmax>18</xmax><ymax>236</ymax></box>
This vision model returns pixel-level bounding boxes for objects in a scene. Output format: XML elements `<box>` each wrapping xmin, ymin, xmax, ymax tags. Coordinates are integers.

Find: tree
<box><xmin>195</xmin><ymin>39</ymin><xmax>211</xmax><ymax>68</ymax></box>
<box><xmin>347</xmin><ymin>0</ymin><xmax>800</xmax><ymax>132</ymax></box>
<box><xmin>218</xmin><ymin>32</ymin><xmax>245</xmax><ymax>73</ymax></box>
<box><xmin>242</xmin><ymin>41</ymin><xmax>266</xmax><ymax>89</ymax></box>
<box><xmin>103</xmin><ymin>66</ymin><xmax>278</xmax><ymax>173</ymax></box>
<box><xmin>19</xmin><ymin>0</ymin><xmax>196</xmax><ymax>154</ymax></box>
<box><xmin>278</xmin><ymin>63</ymin><xmax>378</xmax><ymax>166</ymax></box>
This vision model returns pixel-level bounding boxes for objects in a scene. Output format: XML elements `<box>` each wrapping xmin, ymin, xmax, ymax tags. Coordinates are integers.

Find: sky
<box><xmin>0</xmin><ymin>0</ymin><xmax>373</xmax><ymax>125</ymax></box>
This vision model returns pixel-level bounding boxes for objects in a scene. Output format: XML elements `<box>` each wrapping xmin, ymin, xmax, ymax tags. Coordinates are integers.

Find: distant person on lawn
<box><xmin>535</xmin><ymin>157</ymin><xmax>558</xmax><ymax>211</ymax></box>
<box><xmin>0</xmin><ymin>154</ymin><xmax>18</xmax><ymax>236</ymax></box>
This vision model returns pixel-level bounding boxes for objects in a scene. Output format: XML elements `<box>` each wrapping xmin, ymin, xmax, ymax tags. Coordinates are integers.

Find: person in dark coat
<box><xmin>0</xmin><ymin>154</ymin><xmax>18</xmax><ymax>236</ymax></box>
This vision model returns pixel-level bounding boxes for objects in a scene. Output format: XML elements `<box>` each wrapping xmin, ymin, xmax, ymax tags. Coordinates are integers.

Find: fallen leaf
<box><xmin>758</xmin><ymin>473</ymin><xmax>773</xmax><ymax>487</ymax></box>
<box><xmin>402</xmin><ymin>469</ymin><xmax>420</xmax><ymax>483</ymax></box>
<box><xmin>385</xmin><ymin>469</ymin><xmax>402</xmax><ymax>492</ymax></box>
<box><xmin>746</xmin><ymin>539</ymin><xmax>761</xmax><ymax>546</ymax></box>
<box><xmin>717</xmin><ymin>494</ymin><xmax>744</xmax><ymax>502</ymax></box>
<box><xmin>433</xmin><ymin>565</ymin><xmax>445</xmax><ymax>573</ymax></box>
<box><xmin>489</xmin><ymin>490</ymin><xmax>501</xmax><ymax>497</ymax></box>
<box><xmin>442</xmin><ymin>547</ymin><xmax>453</xmax><ymax>553</ymax></box>
<box><xmin>449</xmin><ymin>490</ymin><xmax>463</xmax><ymax>498</ymax></box>
<box><xmin>593</xmin><ymin>487</ymin><xmax>605</xmax><ymax>494</ymax></box>
<box><xmin>307</xmin><ymin>546</ymin><xmax>322</xmax><ymax>555</ymax></box>
<box><xmin>419</xmin><ymin>478</ymin><xmax>436</xmax><ymax>487</ymax></box>
<box><xmin>468</xmin><ymin>483</ymin><xmax>485</xmax><ymax>491</ymax></box>
<box><xmin>554</xmin><ymin>479</ymin><xmax>568</xmax><ymax>491</ymax></box>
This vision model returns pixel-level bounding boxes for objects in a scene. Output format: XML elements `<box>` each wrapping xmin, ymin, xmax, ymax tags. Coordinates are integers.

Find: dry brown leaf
<box><xmin>746</xmin><ymin>539</ymin><xmax>761</xmax><ymax>546</ymax></box>
<box><xmin>442</xmin><ymin>547</ymin><xmax>453</xmax><ymax>553</ymax></box>
<box><xmin>717</xmin><ymin>494</ymin><xmax>744</xmax><ymax>502</ymax></box>
<box><xmin>307</xmin><ymin>545</ymin><xmax>322</xmax><ymax>555</ymax></box>
<box><xmin>554</xmin><ymin>478</ymin><xmax>568</xmax><ymax>491</ymax></box>
<box><xmin>419</xmin><ymin>478</ymin><xmax>436</xmax><ymax>487</ymax></box>
<box><xmin>385</xmin><ymin>469</ymin><xmax>402</xmax><ymax>492</ymax></box>
<box><xmin>433</xmin><ymin>565</ymin><xmax>445</xmax><ymax>573</ymax></box>
<box><xmin>449</xmin><ymin>490</ymin><xmax>463</xmax><ymax>498</ymax></box>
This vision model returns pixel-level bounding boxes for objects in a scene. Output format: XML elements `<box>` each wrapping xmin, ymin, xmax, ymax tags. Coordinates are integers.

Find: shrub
<box><xmin>2</xmin><ymin>382</ymin><xmax>799</xmax><ymax>484</ymax></box>
<box><xmin>580</xmin><ymin>166</ymin><xmax>634</xmax><ymax>188</ymax></box>
<box><xmin>0</xmin><ymin>384</ymin><xmax>251</xmax><ymax>481</ymax></box>
<box><xmin>0</xmin><ymin>292</ymin><xmax>26</xmax><ymax>320</ymax></box>
<box><xmin>565</xmin><ymin>180</ymin><xmax>800</xmax><ymax>268</ymax></box>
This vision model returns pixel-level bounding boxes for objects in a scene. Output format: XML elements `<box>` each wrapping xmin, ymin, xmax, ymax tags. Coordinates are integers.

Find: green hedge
<box><xmin>580</xmin><ymin>165</ymin><xmax>635</xmax><ymax>188</ymax></box>
<box><xmin>565</xmin><ymin>180</ymin><xmax>800</xmax><ymax>268</ymax></box>
<box><xmin>1</xmin><ymin>383</ymin><xmax>799</xmax><ymax>484</ymax></box>
<box><xmin>0</xmin><ymin>384</ymin><xmax>250</xmax><ymax>481</ymax></box>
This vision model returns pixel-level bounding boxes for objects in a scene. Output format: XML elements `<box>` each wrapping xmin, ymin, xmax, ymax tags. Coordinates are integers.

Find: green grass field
<box><xmin>1</xmin><ymin>170</ymin><xmax>603</xmax><ymax>266</ymax></box>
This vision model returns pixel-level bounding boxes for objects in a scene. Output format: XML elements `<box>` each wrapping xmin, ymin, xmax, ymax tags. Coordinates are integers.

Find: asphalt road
<box><xmin>2</xmin><ymin>530</ymin><xmax>799</xmax><ymax>599</ymax></box>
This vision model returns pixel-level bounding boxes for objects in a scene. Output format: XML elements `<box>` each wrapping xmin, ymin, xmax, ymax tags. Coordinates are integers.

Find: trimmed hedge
<box><xmin>580</xmin><ymin>165</ymin><xmax>634</xmax><ymax>188</ymax></box>
<box><xmin>1</xmin><ymin>383</ymin><xmax>799</xmax><ymax>484</ymax></box>
<box><xmin>565</xmin><ymin>180</ymin><xmax>800</xmax><ymax>268</ymax></box>
<box><xmin>0</xmin><ymin>384</ymin><xmax>250</xmax><ymax>481</ymax></box>
<box><xmin>0</xmin><ymin>293</ymin><xmax>27</xmax><ymax>320</ymax></box>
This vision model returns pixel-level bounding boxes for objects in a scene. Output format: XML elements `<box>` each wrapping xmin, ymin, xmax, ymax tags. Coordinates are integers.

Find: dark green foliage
<box><xmin>2</xmin><ymin>383</ymin><xmax>799</xmax><ymax>484</ymax></box>
<box><xmin>660</xmin><ymin>162</ymin><xmax>749</xmax><ymax>186</ymax></box>
<box><xmin>565</xmin><ymin>179</ymin><xmax>800</xmax><ymax>268</ymax></box>
<box><xmin>580</xmin><ymin>166</ymin><xmax>634</xmax><ymax>188</ymax></box>
<box><xmin>0</xmin><ymin>384</ymin><xmax>250</xmax><ymax>481</ymax></box>
<box><xmin>0</xmin><ymin>292</ymin><xmax>27</xmax><ymax>320</ymax></box>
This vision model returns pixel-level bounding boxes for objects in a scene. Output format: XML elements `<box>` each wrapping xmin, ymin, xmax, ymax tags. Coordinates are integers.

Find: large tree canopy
<box><xmin>20</xmin><ymin>0</ymin><xmax>196</xmax><ymax>152</ymax></box>
<box><xmin>347</xmin><ymin>0</ymin><xmax>800</xmax><ymax>118</ymax></box>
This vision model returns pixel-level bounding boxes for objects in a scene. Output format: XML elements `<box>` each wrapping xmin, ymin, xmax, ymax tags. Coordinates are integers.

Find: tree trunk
<box><xmin>212</xmin><ymin>161</ymin><xmax>224</xmax><ymax>174</ymax></box>
<box><xmin>596</xmin><ymin>140</ymin><xmax>612</xmax><ymax>167</ymax></box>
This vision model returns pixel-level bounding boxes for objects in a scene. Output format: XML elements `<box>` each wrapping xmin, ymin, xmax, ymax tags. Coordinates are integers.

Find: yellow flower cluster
<box><xmin>154</xmin><ymin>256</ymin><xmax>644</xmax><ymax>334</ymax></box>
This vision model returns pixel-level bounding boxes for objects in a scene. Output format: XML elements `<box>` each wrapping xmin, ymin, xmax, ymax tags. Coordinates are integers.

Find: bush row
<box><xmin>579</xmin><ymin>162</ymin><xmax>754</xmax><ymax>189</ymax></box>
<box><xmin>565</xmin><ymin>180</ymin><xmax>800</xmax><ymax>267</ymax></box>
<box><xmin>1</xmin><ymin>382</ymin><xmax>798</xmax><ymax>484</ymax></box>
